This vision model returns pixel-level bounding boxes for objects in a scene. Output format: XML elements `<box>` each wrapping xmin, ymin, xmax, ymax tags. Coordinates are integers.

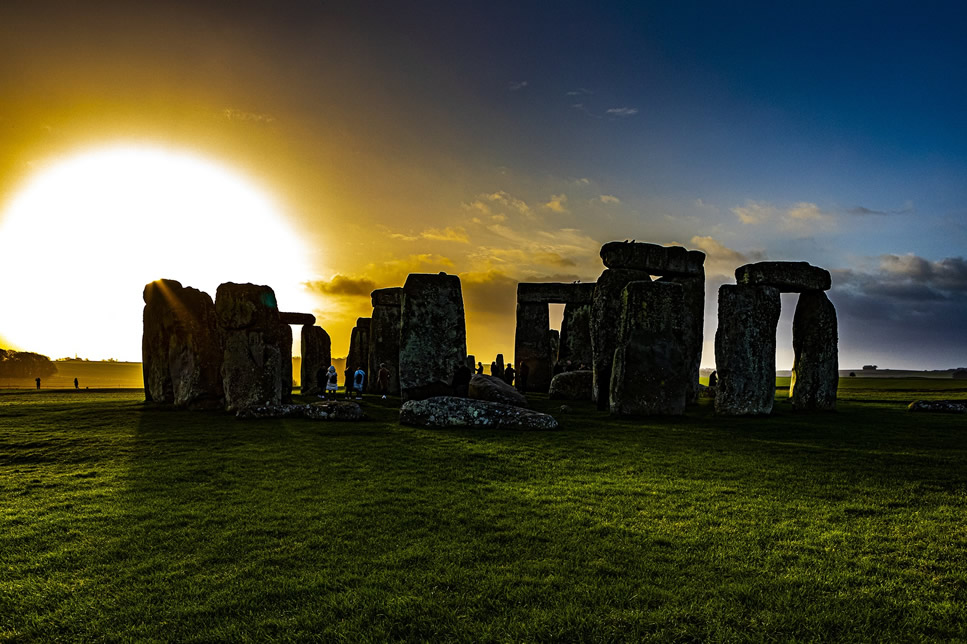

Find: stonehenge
<box><xmin>790</xmin><ymin>291</ymin><xmax>838</xmax><ymax>411</ymax></box>
<box><xmin>300</xmin><ymin>325</ymin><xmax>331</xmax><ymax>395</ymax></box>
<box><xmin>368</xmin><ymin>287</ymin><xmax>402</xmax><ymax>395</ymax></box>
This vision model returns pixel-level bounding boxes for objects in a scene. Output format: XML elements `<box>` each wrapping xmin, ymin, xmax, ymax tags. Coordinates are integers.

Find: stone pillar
<box><xmin>514</xmin><ymin>302</ymin><xmax>552</xmax><ymax>392</ymax></box>
<box><xmin>558</xmin><ymin>302</ymin><xmax>592</xmax><ymax>368</ymax></box>
<box><xmin>591</xmin><ymin>268</ymin><xmax>651</xmax><ymax>409</ymax></box>
<box><xmin>280</xmin><ymin>322</ymin><xmax>293</xmax><ymax>403</ymax></box>
<box><xmin>347</xmin><ymin>317</ymin><xmax>371</xmax><ymax>372</ymax></box>
<box><xmin>790</xmin><ymin>291</ymin><xmax>838</xmax><ymax>411</ymax></box>
<box><xmin>216</xmin><ymin>282</ymin><xmax>284</xmax><ymax>412</ymax></box>
<box><xmin>300</xmin><ymin>325</ymin><xmax>331</xmax><ymax>395</ymax></box>
<box><xmin>142</xmin><ymin>279</ymin><xmax>223</xmax><ymax>408</ymax></box>
<box><xmin>399</xmin><ymin>273</ymin><xmax>468</xmax><ymax>401</ymax></box>
<box><xmin>658</xmin><ymin>273</ymin><xmax>705</xmax><ymax>404</ymax></box>
<box><xmin>713</xmin><ymin>284</ymin><xmax>781</xmax><ymax>416</ymax></box>
<box><xmin>369</xmin><ymin>287</ymin><xmax>402</xmax><ymax>395</ymax></box>
<box><xmin>610</xmin><ymin>281</ymin><xmax>688</xmax><ymax>416</ymax></box>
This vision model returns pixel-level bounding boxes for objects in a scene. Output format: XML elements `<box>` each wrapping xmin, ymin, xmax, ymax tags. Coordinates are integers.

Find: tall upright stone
<box><xmin>368</xmin><ymin>287</ymin><xmax>403</xmax><ymax>395</ymax></box>
<box><xmin>301</xmin><ymin>325</ymin><xmax>332</xmax><ymax>395</ymax></box>
<box><xmin>280</xmin><ymin>322</ymin><xmax>293</xmax><ymax>403</ymax></box>
<box><xmin>591</xmin><ymin>268</ymin><xmax>651</xmax><ymax>409</ymax></box>
<box><xmin>558</xmin><ymin>302</ymin><xmax>592</xmax><ymax>368</ymax></box>
<box><xmin>347</xmin><ymin>317</ymin><xmax>371</xmax><ymax>372</ymax></box>
<box><xmin>790</xmin><ymin>291</ymin><xmax>838</xmax><ymax>411</ymax></box>
<box><xmin>142</xmin><ymin>279</ymin><xmax>223</xmax><ymax>408</ymax></box>
<box><xmin>399</xmin><ymin>273</ymin><xmax>468</xmax><ymax>401</ymax></box>
<box><xmin>714</xmin><ymin>284</ymin><xmax>781</xmax><ymax>416</ymax></box>
<box><xmin>216</xmin><ymin>282</ymin><xmax>284</xmax><ymax>412</ymax></box>
<box><xmin>514</xmin><ymin>301</ymin><xmax>551</xmax><ymax>391</ymax></box>
<box><xmin>657</xmin><ymin>274</ymin><xmax>705</xmax><ymax>404</ymax></box>
<box><xmin>610</xmin><ymin>281</ymin><xmax>688</xmax><ymax>416</ymax></box>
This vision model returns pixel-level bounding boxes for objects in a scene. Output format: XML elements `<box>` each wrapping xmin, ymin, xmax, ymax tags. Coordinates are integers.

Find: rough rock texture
<box><xmin>790</xmin><ymin>291</ymin><xmax>838</xmax><ymax>411</ymax></box>
<box><xmin>714</xmin><ymin>284</ymin><xmax>781</xmax><ymax>416</ymax></box>
<box><xmin>514</xmin><ymin>302</ymin><xmax>551</xmax><ymax>392</ymax></box>
<box><xmin>216</xmin><ymin>282</ymin><xmax>284</xmax><ymax>412</ymax></box>
<box><xmin>399</xmin><ymin>273</ymin><xmax>468</xmax><ymax>401</ymax></box>
<box><xmin>735</xmin><ymin>261</ymin><xmax>831</xmax><ymax>293</ymax></box>
<box><xmin>468</xmin><ymin>374</ymin><xmax>529</xmax><ymax>407</ymax></box>
<box><xmin>142</xmin><ymin>279</ymin><xmax>224</xmax><ymax>408</ymax></box>
<box><xmin>558</xmin><ymin>302</ymin><xmax>593</xmax><ymax>368</ymax></box>
<box><xmin>368</xmin><ymin>288</ymin><xmax>402</xmax><ymax>395</ymax></box>
<box><xmin>280</xmin><ymin>322</ymin><xmax>293</xmax><ymax>404</ymax></box>
<box><xmin>908</xmin><ymin>400</ymin><xmax>967</xmax><ymax>413</ymax></box>
<box><xmin>610</xmin><ymin>281</ymin><xmax>688</xmax><ymax>416</ymax></box>
<box><xmin>347</xmin><ymin>317</ymin><xmax>371</xmax><ymax>372</ymax></box>
<box><xmin>600</xmin><ymin>241</ymin><xmax>705</xmax><ymax>277</ymax></box>
<box><xmin>300</xmin><ymin>325</ymin><xmax>332</xmax><ymax>396</ymax></box>
<box><xmin>517</xmin><ymin>282</ymin><xmax>596</xmax><ymax>304</ymax></box>
<box><xmin>657</xmin><ymin>274</ymin><xmax>705</xmax><ymax>404</ymax></box>
<box><xmin>279</xmin><ymin>312</ymin><xmax>315</xmax><ymax>325</ymax></box>
<box><xmin>235</xmin><ymin>401</ymin><xmax>364</xmax><ymax>420</ymax></box>
<box><xmin>496</xmin><ymin>354</ymin><xmax>505</xmax><ymax>374</ymax></box>
<box><xmin>591</xmin><ymin>268</ymin><xmax>651</xmax><ymax>409</ymax></box>
<box><xmin>399</xmin><ymin>396</ymin><xmax>558</xmax><ymax>430</ymax></box>
<box><xmin>549</xmin><ymin>370</ymin><xmax>593</xmax><ymax>400</ymax></box>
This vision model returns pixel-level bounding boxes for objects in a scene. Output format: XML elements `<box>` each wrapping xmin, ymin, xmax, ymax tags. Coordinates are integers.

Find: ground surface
<box><xmin>1</xmin><ymin>380</ymin><xmax>966</xmax><ymax>641</ymax></box>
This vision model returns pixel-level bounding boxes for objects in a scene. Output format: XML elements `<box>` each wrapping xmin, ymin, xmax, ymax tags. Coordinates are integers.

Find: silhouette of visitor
<box><xmin>708</xmin><ymin>370</ymin><xmax>718</xmax><ymax>395</ymax></box>
<box><xmin>353</xmin><ymin>367</ymin><xmax>366</xmax><ymax>398</ymax></box>
<box><xmin>74</xmin><ymin>377</ymin><xmax>79</xmax><ymax>389</ymax></box>
<box><xmin>35</xmin><ymin>377</ymin><xmax>41</xmax><ymax>390</ymax></box>
<box><xmin>320</xmin><ymin>365</ymin><xmax>338</xmax><ymax>399</ymax></box>
<box><xmin>476</xmin><ymin>361</ymin><xmax>484</xmax><ymax>375</ymax></box>
<box><xmin>490</xmin><ymin>361</ymin><xmax>499</xmax><ymax>376</ymax></box>
<box><xmin>376</xmin><ymin>363</ymin><xmax>391</xmax><ymax>399</ymax></box>
<box><xmin>503</xmin><ymin>363</ymin><xmax>516</xmax><ymax>387</ymax></box>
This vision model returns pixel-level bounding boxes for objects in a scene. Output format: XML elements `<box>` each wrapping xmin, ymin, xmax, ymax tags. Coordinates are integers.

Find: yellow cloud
<box><xmin>598</xmin><ymin>194</ymin><xmax>620</xmax><ymax>204</ymax></box>
<box><xmin>544</xmin><ymin>193</ymin><xmax>569</xmax><ymax>213</ymax></box>
<box><xmin>421</xmin><ymin>226</ymin><xmax>470</xmax><ymax>243</ymax></box>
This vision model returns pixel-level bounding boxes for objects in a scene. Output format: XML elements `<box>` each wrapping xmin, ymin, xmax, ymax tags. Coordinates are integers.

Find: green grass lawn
<box><xmin>2</xmin><ymin>380</ymin><xmax>966</xmax><ymax>641</ymax></box>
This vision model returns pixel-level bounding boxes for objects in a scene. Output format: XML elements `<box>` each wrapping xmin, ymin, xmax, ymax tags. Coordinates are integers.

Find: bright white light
<box><xmin>0</xmin><ymin>144</ymin><xmax>315</xmax><ymax>360</ymax></box>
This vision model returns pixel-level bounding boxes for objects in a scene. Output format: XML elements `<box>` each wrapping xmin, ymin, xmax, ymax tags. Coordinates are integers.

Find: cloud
<box><xmin>393</xmin><ymin>227</ymin><xmax>470</xmax><ymax>243</ymax></box>
<box><xmin>574</xmin><ymin>177</ymin><xmax>591</xmax><ymax>185</ymax></box>
<box><xmin>730</xmin><ymin>200</ymin><xmax>835</xmax><ymax>232</ymax></box>
<box><xmin>465</xmin><ymin>191</ymin><xmax>532</xmax><ymax>218</ymax></box>
<box><xmin>508</xmin><ymin>80</ymin><xmax>529</xmax><ymax>91</ymax></box>
<box><xmin>305</xmin><ymin>274</ymin><xmax>376</xmax><ymax>297</ymax></box>
<box><xmin>731</xmin><ymin>201</ymin><xmax>778</xmax><ymax>225</ymax></box>
<box><xmin>606</xmin><ymin>107</ymin><xmax>638</xmax><ymax>117</ymax></box>
<box><xmin>688</xmin><ymin>235</ymin><xmax>765</xmax><ymax>277</ymax></box>
<box><xmin>222</xmin><ymin>108</ymin><xmax>275</xmax><ymax>123</ymax></box>
<box><xmin>598</xmin><ymin>194</ymin><xmax>620</xmax><ymax>204</ymax></box>
<box><xmin>878</xmin><ymin>254</ymin><xmax>967</xmax><ymax>291</ymax></box>
<box><xmin>544</xmin><ymin>194</ymin><xmax>569</xmax><ymax>213</ymax></box>
<box><xmin>847</xmin><ymin>202</ymin><xmax>914</xmax><ymax>216</ymax></box>
<box><xmin>566</xmin><ymin>88</ymin><xmax>593</xmax><ymax>96</ymax></box>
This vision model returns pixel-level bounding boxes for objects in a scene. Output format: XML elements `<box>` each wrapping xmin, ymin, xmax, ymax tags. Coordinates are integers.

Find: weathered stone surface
<box><xmin>371</xmin><ymin>286</ymin><xmax>403</xmax><ymax>308</ymax></box>
<box><xmin>549</xmin><ymin>369</ymin><xmax>593</xmax><ymax>400</ymax></box>
<box><xmin>514</xmin><ymin>302</ymin><xmax>551</xmax><ymax>392</ymax></box>
<box><xmin>496</xmin><ymin>354</ymin><xmax>505</xmax><ymax>374</ymax></box>
<box><xmin>790</xmin><ymin>291</ymin><xmax>838</xmax><ymax>411</ymax></box>
<box><xmin>399</xmin><ymin>273</ymin><xmax>468</xmax><ymax>401</ymax></box>
<box><xmin>468</xmin><ymin>374</ymin><xmax>529</xmax><ymax>407</ymax></box>
<box><xmin>591</xmin><ymin>268</ymin><xmax>651</xmax><ymax>409</ymax></box>
<box><xmin>300</xmin><ymin>325</ymin><xmax>331</xmax><ymax>395</ymax></box>
<box><xmin>517</xmin><ymin>282</ymin><xmax>596</xmax><ymax>304</ymax></box>
<box><xmin>714</xmin><ymin>285</ymin><xmax>781</xmax><ymax>416</ymax></box>
<box><xmin>558</xmin><ymin>302</ymin><xmax>592</xmax><ymax>368</ymax></box>
<box><xmin>600</xmin><ymin>241</ymin><xmax>705</xmax><ymax>276</ymax></box>
<box><xmin>368</xmin><ymin>296</ymin><xmax>401</xmax><ymax>395</ymax></box>
<box><xmin>908</xmin><ymin>400</ymin><xmax>967</xmax><ymax>414</ymax></box>
<box><xmin>735</xmin><ymin>261</ymin><xmax>831</xmax><ymax>293</ymax></box>
<box><xmin>235</xmin><ymin>401</ymin><xmax>364</xmax><ymax>420</ymax></box>
<box><xmin>657</xmin><ymin>274</ymin><xmax>705</xmax><ymax>404</ymax></box>
<box><xmin>216</xmin><ymin>282</ymin><xmax>284</xmax><ymax>412</ymax></box>
<box><xmin>142</xmin><ymin>279</ymin><xmax>224</xmax><ymax>408</ymax></box>
<box><xmin>610</xmin><ymin>281</ymin><xmax>688</xmax><ymax>416</ymax></box>
<box><xmin>279</xmin><ymin>312</ymin><xmax>315</xmax><ymax>325</ymax></box>
<box><xmin>280</xmin><ymin>322</ymin><xmax>293</xmax><ymax>404</ymax></box>
<box><xmin>347</xmin><ymin>317</ymin><xmax>371</xmax><ymax>372</ymax></box>
<box><xmin>399</xmin><ymin>396</ymin><xmax>558</xmax><ymax>430</ymax></box>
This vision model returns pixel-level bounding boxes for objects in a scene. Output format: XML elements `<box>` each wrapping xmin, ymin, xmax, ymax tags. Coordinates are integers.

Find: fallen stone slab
<box><xmin>735</xmin><ymin>261</ymin><xmax>831</xmax><ymax>292</ymax></box>
<box><xmin>468</xmin><ymin>374</ymin><xmax>528</xmax><ymax>407</ymax></box>
<box><xmin>235</xmin><ymin>401</ymin><xmax>364</xmax><ymax>420</ymax></box>
<box><xmin>600</xmin><ymin>241</ymin><xmax>705</xmax><ymax>276</ymax></box>
<box><xmin>549</xmin><ymin>370</ymin><xmax>593</xmax><ymax>400</ymax></box>
<box><xmin>399</xmin><ymin>396</ymin><xmax>559</xmax><ymax>430</ymax></box>
<box><xmin>908</xmin><ymin>400</ymin><xmax>967</xmax><ymax>414</ymax></box>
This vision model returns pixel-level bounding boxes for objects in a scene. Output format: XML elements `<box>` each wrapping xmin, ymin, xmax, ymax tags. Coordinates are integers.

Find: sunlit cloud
<box><xmin>392</xmin><ymin>226</ymin><xmax>470</xmax><ymax>243</ymax></box>
<box><xmin>305</xmin><ymin>274</ymin><xmax>377</xmax><ymax>297</ymax></box>
<box><xmin>598</xmin><ymin>194</ymin><xmax>620</xmax><ymax>204</ymax></box>
<box><xmin>730</xmin><ymin>200</ymin><xmax>835</xmax><ymax>232</ymax></box>
<box><xmin>222</xmin><ymin>108</ymin><xmax>275</xmax><ymax>123</ymax></box>
<box><xmin>689</xmin><ymin>235</ymin><xmax>765</xmax><ymax>277</ymax></box>
<box><xmin>543</xmin><ymin>193</ymin><xmax>568</xmax><ymax>213</ymax></box>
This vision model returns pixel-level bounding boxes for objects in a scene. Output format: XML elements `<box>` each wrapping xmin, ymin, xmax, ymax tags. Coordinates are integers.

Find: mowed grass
<box><xmin>1</xmin><ymin>381</ymin><xmax>966</xmax><ymax>641</ymax></box>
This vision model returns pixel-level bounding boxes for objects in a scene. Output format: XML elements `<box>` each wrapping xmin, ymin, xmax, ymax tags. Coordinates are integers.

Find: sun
<box><xmin>0</xmin><ymin>144</ymin><xmax>317</xmax><ymax>361</ymax></box>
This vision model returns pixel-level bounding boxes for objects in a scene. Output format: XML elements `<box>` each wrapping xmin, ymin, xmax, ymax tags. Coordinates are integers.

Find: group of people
<box><xmin>316</xmin><ymin>362</ymin><xmax>392</xmax><ymax>401</ymax></box>
<box><xmin>474</xmin><ymin>358</ymin><xmax>529</xmax><ymax>392</ymax></box>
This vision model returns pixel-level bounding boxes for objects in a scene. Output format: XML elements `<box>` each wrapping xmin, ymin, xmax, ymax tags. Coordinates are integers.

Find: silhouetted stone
<box><xmin>600</xmin><ymin>241</ymin><xmax>705</xmax><ymax>276</ymax></box>
<box><xmin>735</xmin><ymin>261</ymin><xmax>831</xmax><ymax>292</ymax></box>
<box><xmin>347</xmin><ymin>317</ymin><xmax>371</xmax><ymax>371</ymax></box>
<box><xmin>514</xmin><ymin>301</ymin><xmax>551</xmax><ymax>392</ymax></box>
<box><xmin>558</xmin><ymin>302</ymin><xmax>592</xmax><ymax>368</ymax></box>
<box><xmin>790</xmin><ymin>291</ymin><xmax>838</xmax><ymax>411</ymax></box>
<box><xmin>714</xmin><ymin>284</ymin><xmax>781</xmax><ymax>416</ymax></box>
<box><xmin>300</xmin><ymin>325</ymin><xmax>331</xmax><ymax>396</ymax></box>
<box><xmin>468</xmin><ymin>374</ymin><xmax>528</xmax><ymax>407</ymax></box>
<box><xmin>368</xmin><ymin>288</ymin><xmax>402</xmax><ymax>395</ymax></box>
<box><xmin>142</xmin><ymin>279</ymin><xmax>223</xmax><ymax>408</ymax></box>
<box><xmin>399</xmin><ymin>396</ymin><xmax>558</xmax><ymax>430</ymax></box>
<box><xmin>496</xmin><ymin>353</ymin><xmax>505</xmax><ymax>374</ymax></box>
<box><xmin>591</xmin><ymin>268</ymin><xmax>651</xmax><ymax>409</ymax></box>
<box><xmin>280</xmin><ymin>322</ymin><xmax>293</xmax><ymax>404</ymax></box>
<box><xmin>279</xmin><ymin>312</ymin><xmax>315</xmax><ymax>325</ymax></box>
<box><xmin>399</xmin><ymin>273</ymin><xmax>467</xmax><ymax>401</ymax></box>
<box><xmin>549</xmin><ymin>370</ymin><xmax>593</xmax><ymax>400</ymax></box>
<box><xmin>216</xmin><ymin>282</ymin><xmax>284</xmax><ymax>412</ymax></box>
<box><xmin>610</xmin><ymin>281</ymin><xmax>688</xmax><ymax>416</ymax></box>
<box><xmin>657</xmin><ymin>274</ymin><xmax>705</xmax><ymax>404</ymax></box>
<box><xmin>908</xmin><ymin>400</ymin><xmax>967</xmax><ymax>414</ymax></box>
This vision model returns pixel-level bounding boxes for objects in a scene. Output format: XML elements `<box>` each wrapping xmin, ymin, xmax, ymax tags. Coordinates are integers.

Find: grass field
<box><xmin>2</xmin><ymin>379</ymin><xmax>966</xmax><ymax>641</ymax></box>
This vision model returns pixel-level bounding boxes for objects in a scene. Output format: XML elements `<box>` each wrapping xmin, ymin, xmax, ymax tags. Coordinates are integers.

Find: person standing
<box><xmin>35</xmin><ymin>377</ymin><xmax>41</xmax><ymax>390</ymax></box>
<box><xmin>376</xmin><ymin>363</ymin><xmax>391</xmax><ymax>399</ymax></box>
<box><xmin>503</xmin><ymin>363</ymin><xmax>516</xmax><ymax>387</ymax></box>
<box><xmin>353</xmin><ymin>367</ymin><xmax>366</xmax><ymax>399</ymax></box>
<box><xmin>74</xmin><ymin>377</ymin><xmax>79</xmax><ymax>390</ymax></box>
<box><xmin>320</xmin><ymin>365</ymin><xmax>339</xmax><ymax>400</ymax></box>
<box><xmin>475</xmin><ymin>362</ymin><xmax>484</xmax><ymax>375</ymax></box>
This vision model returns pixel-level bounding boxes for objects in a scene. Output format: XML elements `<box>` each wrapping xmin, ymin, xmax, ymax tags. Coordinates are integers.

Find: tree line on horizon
<box><xmin>0</xmin><ymin>349</ymin><xmax>57</xmax><ymax>378</ymax></box>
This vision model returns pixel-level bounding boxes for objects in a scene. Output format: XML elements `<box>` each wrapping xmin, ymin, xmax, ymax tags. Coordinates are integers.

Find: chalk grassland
<box><xmin>1</xmin><ymin>381</ymin><xmax>965</xmax><ymax>641</ymax></box>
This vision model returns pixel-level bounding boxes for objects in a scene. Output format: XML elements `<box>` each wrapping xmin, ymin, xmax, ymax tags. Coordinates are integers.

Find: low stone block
<box><xmin>399</xmin><ymin>396</ymin><xmax>559</xmax><ymax>430</ymax></box>
<box><xmin>468</xmin><ymin>374</ymin><xmax>528</xmax><ymax>407</ymax></box>
<box><xmin>908</xmin><ymin>400</ymin><xmax>967</xmax><ymax>414</ymax></box>
<box><xmin>548</xmin><ymin>370</ymin><xmax>593</xmax><ymax>400</ymax></box>
<box><xmin>735</xmin><ymin>261</ymin><xmax>831</xmax><ymax>292</ymax></box>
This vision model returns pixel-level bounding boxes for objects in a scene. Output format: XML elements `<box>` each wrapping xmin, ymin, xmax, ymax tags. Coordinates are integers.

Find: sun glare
<box><xmin>0</xmin><ymin>145</ymin><xmax>316</xmax><ymax>361</ymax></box>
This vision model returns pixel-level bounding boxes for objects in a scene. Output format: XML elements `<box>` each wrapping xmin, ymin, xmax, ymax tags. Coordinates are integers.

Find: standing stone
<box><xmin>548</xmin><ymin>330</ymin><xmax>560</xmax><ymax>367</ymax></box>
<box><xmin>558</xmin><ymin>302</ymin><xmax>593</xmax><ymax>368</ymax></box>
<box><xmin>301</xmin><ymin>325</ymin><xmax>331</xmax><ymax>395</ymax></box>
<box><xmin>399</xmin><ymin>273</ymin><xmax>468</xmax><ymax>401</ymax></box>
<box><xmin>280</xmin><ymin>322</ymin><xmax>293</xmax><ymax>404</ymax></box>
<box><xmin>658</xmin><ymin>274</ymin><xmax>705</xmax><ymax>404</ymax></box>
<box><xmin>368</xmin><ymin>288</ymin><xmax>402</xmax><ymax>395</ymax></box>
<box><xmin>591</xmin><ymin>268</ymin><xmax>651</xmax><ymax>409</ymax></box>
<box><xmin>142</xmin><ymin>279</ymin><xmax>224</xmax><ymax>408</ymax></box>
<box><xmin>216</xmin><ymin>282</ymin><xmax>284</xmax><ymax>412</ymax></box>
<box><xmin>347</xmin><ymin>318</ymin><xmax>371</xmax><ymax>373</ymax></box>
<box><xmin>790</xmin><ymin>291</ymin><xmax>838</xmax><ymax>411</ymax></box>
<box><xmin>513</xmin><ymin>301</ymin><xmax>551</xmax><ymax>392</ymax></box>
<box><xmin>610</xmin><ymin>281</ymin><xmax>688</xmax><ymax>416</ymax></box>
<box><xmin>714</xmin><ymin>284</ymin><xmax>781</xmax><ymax>416</ymax></box>
<box><xmin>496</xmin><ymin>353</ymin><xmax>505</xmax><ymax>375</ymax></box>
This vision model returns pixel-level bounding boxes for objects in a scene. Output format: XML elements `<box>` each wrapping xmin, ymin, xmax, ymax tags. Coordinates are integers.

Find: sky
<box><xmin>1</xmin><ymin>0</ymin><xmax>966</xmax><ymax>369</ymax></box>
